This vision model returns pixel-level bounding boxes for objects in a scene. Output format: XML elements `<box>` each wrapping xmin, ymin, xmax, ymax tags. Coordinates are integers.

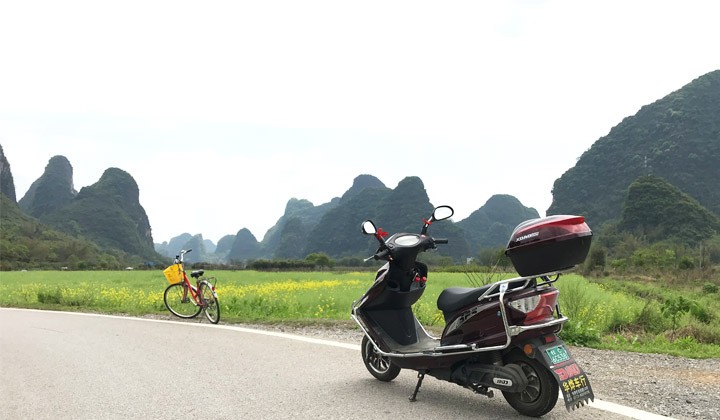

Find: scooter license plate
<box><xmin>545</xmin><ymin>345</ymin><xmax>570</xmax><ymax>365</ymax></box>
<box><xmin>538</xmin><ymin>342</ymin><xmax>594</xmax><ymax>411</ymax></box>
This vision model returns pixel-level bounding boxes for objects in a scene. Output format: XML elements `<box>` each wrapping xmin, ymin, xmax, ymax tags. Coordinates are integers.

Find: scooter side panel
<box><xmin>441</xmin><ymin>300</ymin><xmax>512</xmax><ymax>347</ymax></box>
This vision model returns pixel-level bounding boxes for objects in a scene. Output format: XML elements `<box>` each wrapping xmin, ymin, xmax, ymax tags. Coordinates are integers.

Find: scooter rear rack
<box><xmin>351</xmin><ymin>268</ymin><xmax>574</xmax><ymax>359</ymax></box>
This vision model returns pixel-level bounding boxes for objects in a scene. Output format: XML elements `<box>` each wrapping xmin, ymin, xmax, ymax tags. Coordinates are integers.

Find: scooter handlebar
<box><xmin>375</xmin><ymin>248</ymin><xmax>391</xmax><ymax>260</ymax></box>
<box><xmin>434</xmin><ymin>238</ymin><xmax>449</xmax><ymax>244</ymax></box>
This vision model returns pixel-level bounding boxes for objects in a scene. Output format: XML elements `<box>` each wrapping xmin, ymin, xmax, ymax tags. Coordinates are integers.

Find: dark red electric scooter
<box><xmin>351</xmin><ymin>205</ymin><xmax>594</xmax><ymax>417</ymax></box>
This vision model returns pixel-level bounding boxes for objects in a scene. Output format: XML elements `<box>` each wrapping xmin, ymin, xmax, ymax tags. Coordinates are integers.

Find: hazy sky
<box><xmin>2</xmin><ymin>1</ymin><xmax>719</xmax><ymax>244</ymax></box>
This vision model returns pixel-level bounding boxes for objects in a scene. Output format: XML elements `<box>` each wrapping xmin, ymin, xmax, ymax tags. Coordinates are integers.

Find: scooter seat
<box><xmin>436</xmin><ymin>285</ymin><xmax>493</xmax><ymax>313</ymax></box>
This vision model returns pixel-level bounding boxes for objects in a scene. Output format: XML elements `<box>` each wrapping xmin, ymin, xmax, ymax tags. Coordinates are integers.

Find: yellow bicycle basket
<box><xmin>163</xmin><ymin>264</ymin><xmax>183</xmax><ymax>284</ymax></box>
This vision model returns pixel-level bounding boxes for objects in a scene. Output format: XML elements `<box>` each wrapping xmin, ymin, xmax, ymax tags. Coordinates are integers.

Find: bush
<box><xmin>690</xmin><ymin>304</ymin><xmax>714</xmax><ymax>323</ymax></box>
<box><xmin>703</xmin><ymin>282</ymin><xmax>719</xmax><ymax>294</ymax></box>
<box><xmin>585</xmin><ymin>247</ymin><xmax>607</xmax><ymax>271</ymax></box>
<box><xmin>632</xmin><ymin>301</ymin><xmax>668</xmax><ymax>334</ymax></box>
<box><xmin>37</xmin><ymin>288</ymin><xmax>63</xmax><ymax>305</ymax></box>
<box><xmin>631</xmin><ymin>247</ymin><xmax>676</xmax><ymax>269</ymax></box>
<box><xmin>678</xmin><ymin>256</ymin><xmax>696</xmax><ymax>270</ymax></box>
<box><xmin>674</xmin><ymin>324</ymin><xmax>720</xmax><ymax>345</ymax></box>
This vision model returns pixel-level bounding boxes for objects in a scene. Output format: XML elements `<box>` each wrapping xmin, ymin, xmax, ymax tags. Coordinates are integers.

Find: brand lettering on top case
<box><xmin>515</xmin><ymin>232</ymin><xmax>539</xmax><ymax>242</ymax></box>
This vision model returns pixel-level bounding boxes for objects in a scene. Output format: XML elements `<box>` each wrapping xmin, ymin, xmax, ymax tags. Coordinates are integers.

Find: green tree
<box><xmin>305</xmin><ymin>252</ymin><xmax>334</xmax><ymax>269</ymax></box>
<box><xmin>662</xmin><ymin>296</ymin><xmax>693</xmax><ymax>340</ymax></box>
<box><xmin>585</xmin><ymin>246</ymin><xmax>606</xmax><ymax>271</ymax></box>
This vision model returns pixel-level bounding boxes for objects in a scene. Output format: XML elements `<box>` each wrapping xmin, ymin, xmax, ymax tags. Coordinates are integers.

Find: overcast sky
<box><xmin>1</xmin><ymin>1</ymin><xmax>719</xmax><ymax>244</ymax></box>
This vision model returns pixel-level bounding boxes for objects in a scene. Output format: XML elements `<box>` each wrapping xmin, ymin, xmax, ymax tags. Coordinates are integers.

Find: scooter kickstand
<box><xmin>409</xmin><ymin>371</ymin><xmax>426</xmax><ymax>402</ymax></box>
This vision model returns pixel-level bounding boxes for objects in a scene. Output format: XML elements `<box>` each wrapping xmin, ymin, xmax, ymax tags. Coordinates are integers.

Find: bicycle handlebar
<box><xmin>174</xmin><ymin>249</ymin><xmax>193</xmax><ymax>264</ymax></box>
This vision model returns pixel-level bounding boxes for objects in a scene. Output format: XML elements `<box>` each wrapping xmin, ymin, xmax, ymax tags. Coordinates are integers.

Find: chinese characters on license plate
<box><xmin>546</xmin><ymin>345</ymin><xmax>570</xmax><ymax>365</ymax></box>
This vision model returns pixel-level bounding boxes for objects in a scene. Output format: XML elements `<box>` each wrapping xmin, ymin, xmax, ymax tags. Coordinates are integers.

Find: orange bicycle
<box><xmin>162</xmin><ymin>249</ymin><xmax>220</xmax><ymax>324</ymax></box>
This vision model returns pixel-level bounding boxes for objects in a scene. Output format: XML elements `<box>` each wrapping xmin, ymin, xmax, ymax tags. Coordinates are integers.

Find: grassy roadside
<box><xmin>0</xmin><ymin>269</ymin><xmax>718</xmax><ymax>358</ymax></box>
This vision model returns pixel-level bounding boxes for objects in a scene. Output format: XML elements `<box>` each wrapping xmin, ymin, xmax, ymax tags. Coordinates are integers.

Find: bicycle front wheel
<box><xmin>199</xmin><ymin>280</ymin><xmax>220</xmax><ymax>324</ymax></box>
<box><xmin>164</xmin><ymin>283</ymin><xmax>202</xmax><ymax>319</ymax></box>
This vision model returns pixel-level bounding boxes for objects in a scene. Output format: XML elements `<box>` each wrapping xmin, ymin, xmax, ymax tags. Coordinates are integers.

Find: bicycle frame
<box><xmin>177</xmin><ymin>264</ymin><xmax>205</xmax><ymax>307</ymax></box>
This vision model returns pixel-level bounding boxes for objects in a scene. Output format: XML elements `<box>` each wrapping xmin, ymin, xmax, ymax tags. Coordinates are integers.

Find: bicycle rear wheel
<box><xmin>164</xmin><ymin>283</ymin><xmax>202</xmax><ymax>318</ymax></box>
<box><xmin>199</xmin><ymin>280</ymin><xmax>220</xmax><ymax>324</ymax></box>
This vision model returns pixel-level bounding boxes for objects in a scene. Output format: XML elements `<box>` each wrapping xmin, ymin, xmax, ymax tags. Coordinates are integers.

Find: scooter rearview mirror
<box><xmin>432</xmin><ymin>205</ymin><xmax>454</xmax><ymax>221</ymax></box>
<box><xmin>361</xmin><ymin>220</ymin><xmax>377</xmax><ymax>235</ymax></box>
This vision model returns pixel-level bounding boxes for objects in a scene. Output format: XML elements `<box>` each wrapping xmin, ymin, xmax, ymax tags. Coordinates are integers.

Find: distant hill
<box><xmin>0</xmin><ymin>194</ymin><xmax>129</xmax><ymax>270</ymax></box>
<box><xmin>456</xmin><ymin>194</ymin><xmax>540</xmax><ymax>253</ymax></box>
<box><xmin>214</xmin><ymin>235</ymin><xmax>236</xmax><ymax>259</ymax></box>
<box><xmin>618</xmin><ymin>175</ymin><xmax>720</xmax><ymax>245</ymax></box>
<box><xmin>155</xmin><ymin>233</ymin><xmax>217</xmax><ymax>263</ymax></box>
<box><xmin>157</xmin><ymin>175</ymin><xmax>536</xmax><ymax>263</ymax></box>
<box><xmin>7</xmin><ymin>150</ymin><xmax>525</xmax><ymax>266</ymax></box>
<box><xmin>179</xmin><ymin>234</ymin><xmax>209</xmax><ymax>264</ymax></box>
<box><xmin>302</xmin><ymin>177</ymin><xmax>392</xmax><ymax>258</ymax></box>
<box><xmin>261</xmin><ymin>197</ymin><xmax>340</xmax><ymax>257</ymax></box>
<box><xmin>1</xmin><ymin>151</ymin><xmax>161</xmax><ymax>268</ymax></box>
<box><xmin>256</xmin><ymin>174</ymin><xmax>385</xmax><ymax>259</ymax></box>
<box><xmin>18</xmin><ymin>155</ymin><xmax>77</xmax><ymax>218</ymax></box>
<box><xmin>40</xmin><ymin>167</ymin><xmax>160</xmax><ymax>262</ymax></box>
<box><xmin>0</xmin><ymin>145</ymin><xmax>16</xmax><ymax>202</ymax></box>
<box><xmin>155</xmin><ymin>233</ymin><xmax>193</xmax><ymax>258</ymax></box>
<box><xmin>186</xmin><ymin>174</ymin><xmax>472</xmax><ymax>263</ymax></box>
<box><xmin>203</xmin><ymin>239</ymin><xmax>216</xmax><ymax>254</ymax></box>
<box><xmin>304</xmin><ymin>176</ymin><xmax>470</xmax><ymax>261</ymax></box>
<box><xmin>548</xmin><ymin>70</ymin><xmax>720</xmax><ymax>227</ymax></box>
<box><xmin>226</xmin><ymin>228</ymin><xmax>261</xmax><ymax>262</ymax></box>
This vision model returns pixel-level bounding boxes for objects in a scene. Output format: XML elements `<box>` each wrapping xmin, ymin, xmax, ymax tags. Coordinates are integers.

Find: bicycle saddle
<box><xmin>190</xmin><ymin>270</ymin><xmax>204</xmax><ymax>279</ymax></box>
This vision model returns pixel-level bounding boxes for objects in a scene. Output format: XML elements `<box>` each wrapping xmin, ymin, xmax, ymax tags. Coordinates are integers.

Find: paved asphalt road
<box><xmin>1</xmin><ymin>309</ymin><xmax>651</xmax><ymax>420</ymax></box>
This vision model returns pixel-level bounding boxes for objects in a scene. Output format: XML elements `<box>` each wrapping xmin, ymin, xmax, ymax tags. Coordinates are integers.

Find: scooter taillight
<box><xmin>509</xmin><ymin>289</ymin><xmax>559</xmax><ymax>325</ymax></box>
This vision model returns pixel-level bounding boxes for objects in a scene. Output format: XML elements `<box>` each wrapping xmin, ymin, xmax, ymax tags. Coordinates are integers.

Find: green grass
<box><xmin>585</xmin><ymin>276</ymin><xmax>720</xmax><ymax>358</ymax></box>
<box><xmin>1</xmin><ymin>269</ymin><xmax>718</xmax><ymax>358</ymax></box>
<box><xmin>0</xmin><ymin>270</ymin><xmax>371</xmax><ymax>320</ymax></box>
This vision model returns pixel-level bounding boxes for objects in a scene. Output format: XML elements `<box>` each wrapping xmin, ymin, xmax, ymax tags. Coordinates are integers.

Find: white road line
<box><xmin>2</xmin><ymin>308</ymin><xmax>676</xmax><ymax>419</ymax></box>
<box><xmin>584</xmin><ymin>399</ymin><xmax>676</xmax><ymax>420</ymax></box>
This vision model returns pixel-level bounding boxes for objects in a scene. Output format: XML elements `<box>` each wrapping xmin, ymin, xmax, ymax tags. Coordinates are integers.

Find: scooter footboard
<box><xmin>531</xmin><ymin>338</ymin><xmax>595</xmax><ymax>411</ymax></box>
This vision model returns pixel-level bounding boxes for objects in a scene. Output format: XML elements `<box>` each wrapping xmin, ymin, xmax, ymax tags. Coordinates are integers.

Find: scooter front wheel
<box><xmin>361</xmin><ymin>335</ymin><xmax>401</xmax><ymax>381</ymax></box>
<box><xmin>501</xmin><ymin>352</ymin><xmax>558</xmax><ymax>417</ymax></box>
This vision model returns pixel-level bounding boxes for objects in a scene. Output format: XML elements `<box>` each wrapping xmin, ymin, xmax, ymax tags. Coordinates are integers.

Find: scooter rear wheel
<box><xmin>361</xmin><ymin>335</ymin><xmax>401</xmax><ymax>381</ymax></box>
<box><xmin>501</xmin><ymin>352</ymin><xmax>558</xmax><ymax>417</ymax></box>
